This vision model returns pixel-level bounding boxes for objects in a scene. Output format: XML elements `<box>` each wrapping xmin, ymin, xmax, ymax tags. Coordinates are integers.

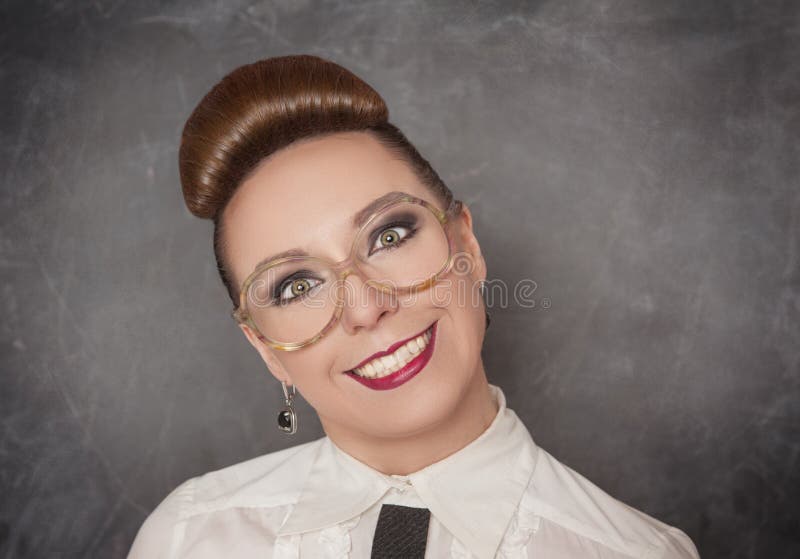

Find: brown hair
<box><xmin>178</xmin><ymin>54</ymin><xmax>454</xmax><ymax>308</ymax></box>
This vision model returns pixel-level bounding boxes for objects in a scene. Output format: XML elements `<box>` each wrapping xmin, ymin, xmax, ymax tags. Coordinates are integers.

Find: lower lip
<box><xmin>346</xmin><ymin>321</ymin><xmax>438</xmax><ymax>391</ymax></box>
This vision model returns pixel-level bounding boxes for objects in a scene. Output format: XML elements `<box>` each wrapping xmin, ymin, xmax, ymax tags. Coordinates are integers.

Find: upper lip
<box><xmin>346</xmin><ymin>321</ymin><xmax>434</xmax><ymax>372</ymax></box>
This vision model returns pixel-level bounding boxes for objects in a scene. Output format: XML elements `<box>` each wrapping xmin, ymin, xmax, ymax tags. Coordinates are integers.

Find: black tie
<box><xmin>370</xmin><ymin>503</ymin><xmax>431</xmax><ymax>559</ymax></box>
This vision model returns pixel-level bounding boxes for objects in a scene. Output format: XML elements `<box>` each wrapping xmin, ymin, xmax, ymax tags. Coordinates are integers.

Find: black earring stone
<box><xmin>278</xmin><ymin>407</ymin><xmax>296</xmax><ymax>434</ymax></box>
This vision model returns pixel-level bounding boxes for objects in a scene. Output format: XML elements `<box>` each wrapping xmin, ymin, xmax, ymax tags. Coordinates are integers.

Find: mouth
<box><xmin>344</xmin><ymin>320</ymin><xmax>438</xmax><ymax>391</ymax></box>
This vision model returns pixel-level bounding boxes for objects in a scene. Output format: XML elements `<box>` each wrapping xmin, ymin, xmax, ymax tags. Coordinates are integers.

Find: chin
<box><xmin>387</xmin><ymin>370</ymin><xmax>473</xmax><ymax>438</ymax></box>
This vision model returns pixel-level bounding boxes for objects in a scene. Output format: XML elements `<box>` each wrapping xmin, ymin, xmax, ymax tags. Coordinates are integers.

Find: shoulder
<box><xmin>127</xmin><ymin>437</ymin><xmax>323</xmax><ymax>559</ymax></box>
<box><xmin>521</xmin><ymin>445</ymin><xmax>700</xmax><ymax>559</ymax></box>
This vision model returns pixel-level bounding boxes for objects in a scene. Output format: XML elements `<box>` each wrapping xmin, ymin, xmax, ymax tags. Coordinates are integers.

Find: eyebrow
<box><xmin>250</xmin><ymin>190</ymin><xmax>409</xmax><ymax>271</ymax></box>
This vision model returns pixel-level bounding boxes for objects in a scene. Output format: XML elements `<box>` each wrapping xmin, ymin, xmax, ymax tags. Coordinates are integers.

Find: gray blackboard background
<box><xmin>2</xmin><ymin>1</ymin><xmax>798</xmax><ymax>557</ymax></box>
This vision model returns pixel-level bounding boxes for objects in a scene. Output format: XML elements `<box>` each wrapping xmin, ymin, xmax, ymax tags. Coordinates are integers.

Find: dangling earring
<box><xmin>480</xmin><ymin>280</ymin><xmax>492</xmax><ymax>331</ymax></box>
<box><xmin>277</xmin><ymin>381</ymin><xmax>297</xmax><ymax>435</ymax></box>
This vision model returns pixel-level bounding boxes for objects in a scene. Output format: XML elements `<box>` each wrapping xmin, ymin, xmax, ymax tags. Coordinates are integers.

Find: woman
<box><xmin>128</xmin><ymin>54</ymin><xmax>700</xmax><ymax>559</ymax></box>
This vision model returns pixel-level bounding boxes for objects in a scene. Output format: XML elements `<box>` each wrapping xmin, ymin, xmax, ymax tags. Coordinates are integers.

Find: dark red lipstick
<box><xmin>345</xmin><ymin>321</ymin><xmax>438</xmax><ymax>391</ymax></box>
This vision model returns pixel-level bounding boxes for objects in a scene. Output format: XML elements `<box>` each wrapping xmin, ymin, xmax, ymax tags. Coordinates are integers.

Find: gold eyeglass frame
<box><xmin>231</xmin><ymin>194</ymin><xmax>464</xmax><ymax>351</ymax></box>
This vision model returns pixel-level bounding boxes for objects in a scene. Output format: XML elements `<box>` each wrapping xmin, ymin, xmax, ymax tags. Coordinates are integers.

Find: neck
<box><xmin>322</xmin><ymin>365</ymin><xmax>498</xmax><ymax>475</ymax></box>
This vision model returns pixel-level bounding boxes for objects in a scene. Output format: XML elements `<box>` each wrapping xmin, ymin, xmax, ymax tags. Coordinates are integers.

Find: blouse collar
<box><xmin>277</xmin><ymin>383</ymin><xmax>540</xmax><ymax>559</ymax></box>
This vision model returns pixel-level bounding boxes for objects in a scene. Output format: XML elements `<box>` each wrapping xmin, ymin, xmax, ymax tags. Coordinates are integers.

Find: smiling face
<box><xmin>223</xmin><ymin>131</ymin><xmax>488</xmax><ymax>441</ymax></box>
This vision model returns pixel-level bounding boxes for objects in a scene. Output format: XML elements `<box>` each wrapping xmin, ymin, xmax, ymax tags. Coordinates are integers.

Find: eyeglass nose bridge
<box><xmin>321</xmin><ymin>243</ymin><xmax>401</xmax><ymax>314</ymax></box>
<box><xmin>329</xmin><ymin>258</ymin><xmax>398</xmax><ymax>304</ymax></box>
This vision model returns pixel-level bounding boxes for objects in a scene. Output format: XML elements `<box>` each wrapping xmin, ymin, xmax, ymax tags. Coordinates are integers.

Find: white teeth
<box><xmin>352</xmin><ymin>325</ymin><xmax>433</xmax><ymax>379</ymax></box>
<box><xmin>383</xmin><ymin>353</ymin><xmax>398</xmax><ymax>369</ymax></box>
<box><xmin>396</xmin><ymin>345</ymin><xmax>411</xmax><ymax>363</ymax></box>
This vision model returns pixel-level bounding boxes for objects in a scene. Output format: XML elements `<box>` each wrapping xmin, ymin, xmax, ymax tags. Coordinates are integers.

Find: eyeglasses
<box><xmin>231</xmin><ymin>193</ymin><xmax>464</xmax><ymax>351</ymax></box>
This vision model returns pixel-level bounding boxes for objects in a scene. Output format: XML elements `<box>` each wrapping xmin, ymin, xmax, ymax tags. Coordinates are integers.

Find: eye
<box><xmin>370</xmin><ymin>223</ymin><xmax>415</xmax><ymax>255</ymax></box>
<box><xmin>276</xmin><ymin>276</ymin><xmax>323</xmax><ymax>305</ymax></box>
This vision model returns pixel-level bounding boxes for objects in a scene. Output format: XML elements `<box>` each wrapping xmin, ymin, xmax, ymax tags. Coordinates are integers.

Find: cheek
<box><xmin>279</xmin><ymin>350</ymin><xmax>338</xmax><ymax>403</ymax></box>
<box><xmin>436</xmin><ymin>272</ymin><xmax>484</xmax><ymax>323</ymax></box>
<box><xmin>430</xmin><ymin>284</ymin><xmax>484</xmax><ymax>367</ymax></box>
<box><xmin>447</xmin><ymin>305</ymin><xmax>483</xmax><ymax>359</ymax></box>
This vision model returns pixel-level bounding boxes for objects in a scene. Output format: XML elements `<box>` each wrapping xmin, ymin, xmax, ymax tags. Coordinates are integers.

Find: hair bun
<box><xmin>179</xmin><ymin>54</ymin><xmax>389</xmax><ymax>219</ymax></box>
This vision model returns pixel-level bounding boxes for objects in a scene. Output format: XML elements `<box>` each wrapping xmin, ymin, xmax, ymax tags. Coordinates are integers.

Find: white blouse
<box><xmin>128</xmin><ymin>384</ymin><xmax>700</xmax><ymax>559</ymax></box>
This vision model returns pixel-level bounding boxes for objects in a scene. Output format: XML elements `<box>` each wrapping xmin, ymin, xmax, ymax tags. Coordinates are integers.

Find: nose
<box><xmin>337</xmin><ymin>269</ymin><xmax>397</xmax><ymax>335</ymax></box>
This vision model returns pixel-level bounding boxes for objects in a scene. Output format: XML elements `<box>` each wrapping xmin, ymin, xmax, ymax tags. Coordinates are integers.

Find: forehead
<box><xmin>223</xmin><ymin>131</ymin><xmax>436</xmax><ymax>282</ymax></box>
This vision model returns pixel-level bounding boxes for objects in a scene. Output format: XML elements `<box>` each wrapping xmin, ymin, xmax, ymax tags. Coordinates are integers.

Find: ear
<box><xmin>238</xmin><ymin>323</ymin><xmax>294</xmax><ymax>385</ymax></box>
<box><xmin>456</xmin><ymin>202</ymin><xmax>487</xmax><ymax>284</ymax></box>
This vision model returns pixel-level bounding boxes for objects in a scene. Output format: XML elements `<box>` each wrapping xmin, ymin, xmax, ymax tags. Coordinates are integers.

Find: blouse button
<box><xmin>389</xmin><ymin>475</ymin><xmax>411</xmax><ymax>493</ymax></box>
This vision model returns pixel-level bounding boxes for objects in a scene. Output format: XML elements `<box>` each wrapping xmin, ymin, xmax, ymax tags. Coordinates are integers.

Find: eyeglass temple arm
<box><xmin>447</xmin><ymin>197</ymin><xmax>463</xmax><ymax>217</ymax></box>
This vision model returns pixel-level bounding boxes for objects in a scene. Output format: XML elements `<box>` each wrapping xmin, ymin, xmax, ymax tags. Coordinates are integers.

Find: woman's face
<box><xmin>223</xmin><ymin>131</ymin><xmax>487</xmax><ymax>440</ymax></box>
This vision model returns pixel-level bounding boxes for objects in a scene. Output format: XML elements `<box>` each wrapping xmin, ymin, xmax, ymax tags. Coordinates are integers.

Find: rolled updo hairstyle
<box><xmin>178</xmin><ymin>54</ymin><xmax>489</xmax><ymax>329</ymax></box>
